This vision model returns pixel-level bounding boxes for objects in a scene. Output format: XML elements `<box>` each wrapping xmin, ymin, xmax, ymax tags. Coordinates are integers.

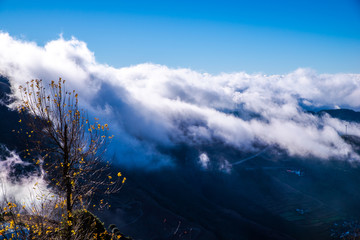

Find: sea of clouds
<box><xmin>0</xmin><ymin>144</ymin><xmax>48</xmax><ymax>204</ymax></box>
<box><xmin>1</xmin><ymin>31</ymin><xmax>360</xmax><ymax>169</ymax></box>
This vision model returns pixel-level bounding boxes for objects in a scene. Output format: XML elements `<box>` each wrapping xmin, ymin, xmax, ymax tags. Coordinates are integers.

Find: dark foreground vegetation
<box><xmin>0</xmin><ymin>76</ymin><xmax>130</xmax><ymax>239</ymax></box>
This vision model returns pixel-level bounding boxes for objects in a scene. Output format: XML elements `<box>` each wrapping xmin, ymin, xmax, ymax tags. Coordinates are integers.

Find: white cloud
<box><xmin>199</xmin><ymin>153</ymin><xmax>210</xmax><ymax>169</ymax></box>
<box><xmin>0</xmin><ymin>145</ymin><xmax>47</xmax><ymax>205</ymax></box>
<box><xmin>219</xmin><ymin>158</ymin><xmax>232</xmax><ymax>174</ymax></box>
<box><xmin>1</xmin><ymin>32</ymin><xmax>360</xmax><ymax>168</ymax></box>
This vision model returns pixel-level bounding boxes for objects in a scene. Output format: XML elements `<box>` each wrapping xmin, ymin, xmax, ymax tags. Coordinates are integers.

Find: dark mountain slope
<box><xmin>0</xmin><ymin>76</ymin><xmax>21</xmax><ymax>150</ymax></box>
<box><xmin>101</xmin><ymin>149</ymin><xmax>360</xmax><ymax>240</ymax></box>
<box><xmin>2</xmin><ymin>79</ymin><xmax>360</xmax><ymax>239</ymax></box>
<box><xmin>319</xmin><ymin>109</ymin><xmax>360</xmax><ymax>122</ymax></box>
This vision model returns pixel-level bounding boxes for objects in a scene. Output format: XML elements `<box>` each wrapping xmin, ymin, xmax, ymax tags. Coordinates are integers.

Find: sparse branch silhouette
<box><xmin>12</xmin><ymin>78</ymin><xmax>126</xmax><ymax>239</ymax></box>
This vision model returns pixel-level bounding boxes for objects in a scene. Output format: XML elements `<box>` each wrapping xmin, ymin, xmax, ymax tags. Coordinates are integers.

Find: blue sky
<box><xmin>0</xmin><ymin>0</ymin><xmax>359</xmax><ymax>74</ymax></box>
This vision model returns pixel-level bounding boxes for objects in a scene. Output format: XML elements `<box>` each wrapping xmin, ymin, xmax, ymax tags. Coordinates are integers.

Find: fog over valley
<box><xmin>1</xmin><ymin>32</ymin><xmax>360</xmax><ymax>240</ymax></box>
<box><xmin>1</xmin><ymin>32</ymin><xmax>360</xmax><ymax>168</ymax></box>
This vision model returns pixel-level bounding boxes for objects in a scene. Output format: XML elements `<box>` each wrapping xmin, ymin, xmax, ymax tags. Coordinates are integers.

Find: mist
<box><xmin>0</xmin><ymin>144</ymin><xmax>47</xmax><ymax>204</ymax></box>
<box><xmin>0</xmin><ymin>32</ymin><xmax>360</xmax><ymax>168</ymax></box>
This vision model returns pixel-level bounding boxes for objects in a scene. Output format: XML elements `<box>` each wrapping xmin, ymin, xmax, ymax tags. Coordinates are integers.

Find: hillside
<box><xmin>1</xmin><ymin>76</ymin><xmax>360</xmax><ymax>239</ymax></box>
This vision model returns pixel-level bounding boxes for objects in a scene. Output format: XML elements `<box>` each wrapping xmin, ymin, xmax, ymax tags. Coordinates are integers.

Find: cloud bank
<box><xmin>0</xmin><ymin>144</ymin><xmax>47</xmax><ymax>204</ymax></box>
<box><xmin>1</xmin><ymin>32</ymin><xmax>360</xmax><ymax>168</ymax></box>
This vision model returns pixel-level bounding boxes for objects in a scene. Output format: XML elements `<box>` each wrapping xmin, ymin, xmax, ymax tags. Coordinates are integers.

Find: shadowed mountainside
<box><xmin>1</xmin><ymin>75</ymin><xmax>360</xmax><ymax>239</ymax></box>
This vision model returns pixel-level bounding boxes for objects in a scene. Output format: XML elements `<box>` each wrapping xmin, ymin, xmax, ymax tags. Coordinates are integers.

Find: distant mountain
<box><xmin>318</xmin><ymin>109</ymin><xmax>360</xmax><ymax>122</ymax></box>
